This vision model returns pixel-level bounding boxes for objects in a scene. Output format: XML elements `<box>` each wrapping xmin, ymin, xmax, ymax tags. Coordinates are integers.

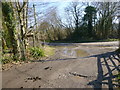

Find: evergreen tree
<box><xmin>83</xmin><ymin>6</ymin><xmax>97</xmax><ymax>38</ymax></box>
<box><xmin>2</xmin><ymin>2</ymin><xmax>18</xmax><ymax>60</ymax></box>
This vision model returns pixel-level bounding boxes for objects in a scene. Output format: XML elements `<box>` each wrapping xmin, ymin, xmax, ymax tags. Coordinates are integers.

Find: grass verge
<box><xmin>27</xmin><ymin>45</ymin><xmax>55</xmax><ymax>61</ymax></box>
<box><xmin>2</xmin><ymin>46</ymin><xmax>55</xmax><ymax>66</ymax></box>
<box><xmin>116</xmin><ymin>48</ymin><xmax>120</xmax><ymax>53</ymax></box>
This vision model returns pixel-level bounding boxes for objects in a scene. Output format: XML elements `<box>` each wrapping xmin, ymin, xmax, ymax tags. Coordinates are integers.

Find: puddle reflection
<box><xmin>53</xmin><ymin>46</ymin><xmax>89</xmax><ymax>57</ymax></box>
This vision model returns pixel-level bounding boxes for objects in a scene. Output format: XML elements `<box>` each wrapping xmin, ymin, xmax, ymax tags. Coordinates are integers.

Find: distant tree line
<box><xmin>36</xmin><ymin>2</ymin><xmax>119</xmax><ymax>42</ymax></box>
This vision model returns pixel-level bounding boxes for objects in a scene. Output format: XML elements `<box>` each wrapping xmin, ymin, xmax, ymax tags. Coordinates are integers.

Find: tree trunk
<box><xmin>2</xmin><ymin>2</ymin><xmax>18</xmax><ymax>60</ymax></box>
<box><xmin>15</xmin><ymin>2</ymin><xmax>28</xmax><ymax>60</ymax></box>
<box><xmin>18</xmin><ymin>11</ymin><xmax>26</xmax><ymax>60</ymax></box>
<box><xmin>118</xmin><ymin>16</ymin><xmax>120</xmax><ymax>49</ymax></box>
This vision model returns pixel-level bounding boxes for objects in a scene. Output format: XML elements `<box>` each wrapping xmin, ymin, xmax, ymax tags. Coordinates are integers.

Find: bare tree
<box><xmin>44</xmin><ymin>8</ymin><xmax>64</xmax><ymax>40</ymax></box>
<box><xmin>65</xmin><ymin>2</ymin><xmax>85</xmax><ymax>32</ymax></box>
<box><xmin>14</xmin><ymin>1</ymin><xmax>28</xmax><ymax>60</ymax></box>
<box><xmin>118</xmin><ymin>14</ymin><xmax>120</xmax><ymax>50</ymax></box>
<box><xmin>93</xmin><ymin>2</ymin><xmax>118</xmax><ymax>39</ymax></box>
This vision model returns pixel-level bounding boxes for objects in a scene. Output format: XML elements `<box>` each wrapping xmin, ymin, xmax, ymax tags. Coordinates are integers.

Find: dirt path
<box><xmin>2</xmin><ymin>41</ymin><xmax>120</xmax><ymax>88</ymax></box>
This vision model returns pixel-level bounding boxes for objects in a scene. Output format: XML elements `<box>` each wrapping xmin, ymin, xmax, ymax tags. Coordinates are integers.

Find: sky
<box><xmin>28</xmin><ymin>2</ymin><xmax>87</xmax><ymax>24</ymax></box>
<box><xmin>28</xmin><ymin>1</ymin><xmax>119</xmax><ymax>27</ymax></box>
<box><xmin>28</xmin><ymin>2</ymin><xmax>71</xmax><ymax>26</ymax></box>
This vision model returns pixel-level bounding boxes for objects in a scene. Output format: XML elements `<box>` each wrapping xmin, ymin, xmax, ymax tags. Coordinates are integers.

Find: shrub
<box><xmin>29</xmin><ymin>47</ymin><xmax>45</xmax><ymax>58</ymax></box>
<box><xmin>1</xmin><ymin>54</ymin><xmax>13</xmax><ymax>64</ymax></box>
<box><xmin>116</xmin><ymin>48</ymin><xmax>120</xmax><ymax>53</ymax></box>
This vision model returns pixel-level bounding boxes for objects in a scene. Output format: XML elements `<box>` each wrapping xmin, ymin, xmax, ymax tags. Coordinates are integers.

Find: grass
<box><xmin>1</xmin><ymin>54</ymin><xmax>13</xmax><ymax>64</ymax></box>
<box><xmin>28</xmin><ymin>45</ymin><xmax>55</xmax><ymax>60</ymax></box>
<box><xmin>29</xmin><ymin>47</ymin><xmax>45</xmax><ymax>58</ymax></box>
<box><xmin>113</xmin><ymin>72</ymin><xmax>120</xmax><ymax>88</ymax></box>
<box><xmin>116</xmin><ymin>48</ymin><xmax>120</xmax><ymax>53</ymax></box>
<box><xmin>116</xmin><ymin>72</ymin><xmax>120</xmax><ymax>88</ymax></box>
<box><xmin>117</xmin><ymin>72</ymin><xmax>120</xmax><ymax>81</ymax></box>
<box><xmin>2</xmin><ymin>45</ymin><xmax>55</xmax><ymax>64</ymax></box>
<box><xmin>1</xmin><ymin>53</ymin><xmax>21</xmax><ymax>64</ymax></box>
<box><xmin>44</xmin><ymin>46</ymin><xmax>55</xmax><ymax>57</ymax></box>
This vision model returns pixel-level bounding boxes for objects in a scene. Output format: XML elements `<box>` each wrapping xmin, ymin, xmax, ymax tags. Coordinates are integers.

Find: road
<box><xmin>2</xmin><ymin>41</ymin><xmax>120</xmax><ymax>88</ymax></box>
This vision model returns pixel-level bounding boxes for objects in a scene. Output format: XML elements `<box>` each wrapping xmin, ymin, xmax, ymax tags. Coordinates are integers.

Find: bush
<box><xmin>116</xmin><ymin>48</ymin><xmax>120</xmax><ymax>53</ymax></box>
<box><xmin>29</xmin><ymin>47</ymin><xmax>45</xmax><ymax>58</ymax></box>
<box><xmin>117</xmin><ymin>72</ymin><xmax>120</xmax><ymax>88</ymax></box>
<box><xmin>1</xmin><ymin>54</ymin><xmax>13</xmax><ymax>64</ymax></box>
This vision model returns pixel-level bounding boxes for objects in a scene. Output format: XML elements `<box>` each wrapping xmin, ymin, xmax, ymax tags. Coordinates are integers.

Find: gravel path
<box><xmin>2</xmin><ymin>41</ymin><xmax>120</xmax><ymax>89</ymax></box>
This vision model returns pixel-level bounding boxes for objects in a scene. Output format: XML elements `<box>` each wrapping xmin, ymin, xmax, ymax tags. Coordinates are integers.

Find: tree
<box><xmin>93</xmin><ymin>2</ymin><xmax>118</xmax><ymax>39</ymax></box>
<box><xmin>117</xmin><ymin>3</ymin><xmax>120</xmax><ymax>50</ymax></box>
<box><xmin>83</xmin><ymin>6</ymin><xmax>97</xmax><ymax>38</ymax></box>
<box><xmin>44</xmin><ymin>8</ymin><xmax>64</xmax><ymax>41</ymax></box>
<box><xmin>65</xmin><ymin>2</ymin><xmax>84</xmax><ymax>38</ymax></box>
<box><xmin>118</xmin><ymin>15</ymin><xmax>120</xmax><ymax>50</ymax></box>
<box><xmin>14</xmin><ymin>1</ymin><xmax>28</xmax><ymax>60</ymax></box>
<box><xmin>65</xmin><ymin>2</ymin><xmax>84</xmax><ymax>29</ymax></box>
<box><xmin>2</xmin><ymin>2</ymin><xmax>18</xmax><ymax>60</ymax></box>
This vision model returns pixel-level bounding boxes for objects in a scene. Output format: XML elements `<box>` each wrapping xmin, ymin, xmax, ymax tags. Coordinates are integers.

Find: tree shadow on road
<box><xmin>87</xmin><ymin>51</ymin><xmax>120</xmax><ymax>89</ymax></box>
<box><xmin>31</xmin><ymin>50</ymin><xmax>120</xmax><ymax>89</ymax></box>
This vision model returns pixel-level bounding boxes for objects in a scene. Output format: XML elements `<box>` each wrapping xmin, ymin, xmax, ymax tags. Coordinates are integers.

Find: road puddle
<box><xmin>75</xmin><ymin>49</ymin><xmax>89</xmax><ymax>57</ymax></box>
<box><xmin>52</xmin><ymin>45</ymin><xmax>89</xmax><ymax>58</ymax></box>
